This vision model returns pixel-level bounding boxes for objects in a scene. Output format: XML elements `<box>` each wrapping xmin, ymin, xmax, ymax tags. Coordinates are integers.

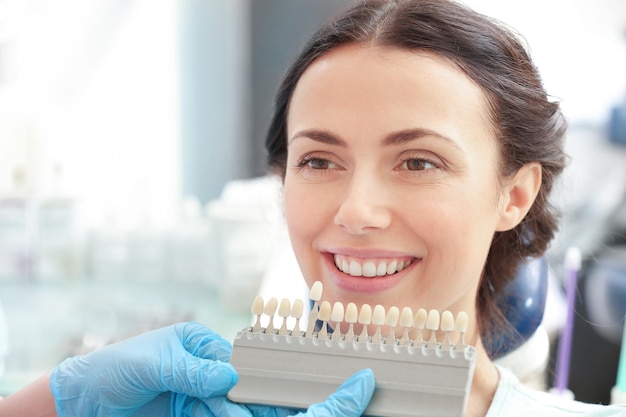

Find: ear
<box><xmin>496</xmin><ymin>162</ymin><xmax>542</xmax><ymax>232</ymax></box>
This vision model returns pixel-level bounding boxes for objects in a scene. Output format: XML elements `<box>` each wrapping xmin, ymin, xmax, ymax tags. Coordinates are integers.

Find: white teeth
<box><xmin>333</xmin><ymin>254</ymin><xmax>413</xmax><ymax>277</ymax></box>
<box><xmin>362</xmin><ymin>261</ymin><xmax>376</xmax><ymax>277</ymax></box>
<box><xmin>349</xmin><ymin>261</ymin><xmax>362</xmax><ymax>276</ymax></box>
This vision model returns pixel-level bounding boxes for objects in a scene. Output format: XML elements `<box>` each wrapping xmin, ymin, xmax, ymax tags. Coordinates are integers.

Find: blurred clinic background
<box><xmin>1</xmin><ymin>0</ymin><xmax>626</xmax><ymax>404</ymax></box>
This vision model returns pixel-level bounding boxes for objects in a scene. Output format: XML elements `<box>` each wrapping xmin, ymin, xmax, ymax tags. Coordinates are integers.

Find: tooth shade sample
<box><xmin>278</xmin><ymin>299</ymin><xmax>291</xmax><ymax>318</ymax></box>
<box><xmin>309</xmin><ymin>281</ymin><xmax>323</xmax><ymax>301</ymax></box>
<box><xmin>358</xmin><ymin>304</ymin><xmax>373</xmax><ymax>325</ymax></box>
<box><xmin>372</xmin><ymin>305</ymin><xmax>386</xmax><ymax>326</ymax></box>
<box><xmin>426</xmin><ymin>309</ymin><xmax>440</xmax><ymax>331</ymax></box>
<box><xmin>400</xmin><ymin>307</ymin><xmax>413</xmax><ymax>327</ymax></box>
<box><xmin>385</xmin><ymin>306</ymin><xmax>400</xmax><ymax>327</ymax></box>
<box><xmin>441</xmin><ymin>311</ymin><xmax>454</xmax><ymax>332</ymax></box>
<box><xmin>345</xmin><ymin>303</ymin><xmax>358</xmax><ymax>324</ymax></box>
<box><xmin>291</xmin><ymin>299</ymin><xmax>304</xmax><ymax>319</ymax></box>
<box><xmin>413</xmin><ymin>308</ymin><xmax>427</xmax><ymax>329</ymax></box>
<box><xmin>251</xmin><ymin>296</ymin><xmax>264</xmax><ymax>316</ymax></box>
<box><xmin>331</xmin><ymin>302</ymin><xmax>345</xmax><ymax>323</ymax></box>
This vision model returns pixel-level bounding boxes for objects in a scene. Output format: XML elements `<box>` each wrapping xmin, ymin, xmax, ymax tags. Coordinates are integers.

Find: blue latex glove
<box><xmin>204</xmin><ymin>368</ymin><xmax>376</xmax><ymax>417</ymax></box>
<box><xmin>50</xmin><ymin>322</ymin><xmax>238</xmax><ymax>417</ymax></box>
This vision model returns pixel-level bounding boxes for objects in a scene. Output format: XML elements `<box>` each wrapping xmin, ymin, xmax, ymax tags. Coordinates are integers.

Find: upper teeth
<box><xmin>333</xmin><ymin>254</ymin><xmax>412</xmax><ymax>277</ymax></box>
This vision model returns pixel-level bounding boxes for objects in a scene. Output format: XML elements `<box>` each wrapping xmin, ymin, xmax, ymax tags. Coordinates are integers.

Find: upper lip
<box><xmin>323</xmin><ymin>247</ymin><xmax>417</xmax><ymax>259</ymax></box>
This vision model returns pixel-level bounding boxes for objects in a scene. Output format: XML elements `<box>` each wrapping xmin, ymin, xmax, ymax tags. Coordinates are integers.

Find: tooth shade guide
<box><xmin>230</xmin><ymin>301</ymin><xmax>478</xmax><ymax>417</ymax></box>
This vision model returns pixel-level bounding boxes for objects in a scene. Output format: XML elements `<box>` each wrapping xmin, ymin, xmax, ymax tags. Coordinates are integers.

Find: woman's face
<box><xmin>284</xmin><ymin>44</ymin><xmax>509</xmax><ymax>328</ymax></box>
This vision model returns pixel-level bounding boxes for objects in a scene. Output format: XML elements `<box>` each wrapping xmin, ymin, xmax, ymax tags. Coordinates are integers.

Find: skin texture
<box><xmin>0</xmin><ymin>373</ymin><xmax>57</xmax><ymax>417</ymax></box>
<box><xmin>283</xmin><ymin>44</ymin><xmax>541</xmax><ymax>416</ymax></box>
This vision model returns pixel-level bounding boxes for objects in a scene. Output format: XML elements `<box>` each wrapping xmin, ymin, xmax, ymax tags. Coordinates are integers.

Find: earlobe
<box><xmin>496</xmin><ymin>162</ymin><xmax>542</xmax><ymax>232</ymax></box>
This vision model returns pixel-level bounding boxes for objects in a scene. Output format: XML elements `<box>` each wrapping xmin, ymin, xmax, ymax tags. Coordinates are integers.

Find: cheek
<box><xmin>283</xmin><ymin>181</ymin><xmax>331</xmax><ymax>279</ymax></box>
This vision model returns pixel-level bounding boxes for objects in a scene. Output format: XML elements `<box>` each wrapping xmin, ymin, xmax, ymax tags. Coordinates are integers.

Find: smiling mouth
<box><xmin>333</xmin><ymin>254</ymin><xmax>415</xmax><ymax>277</ymax></box>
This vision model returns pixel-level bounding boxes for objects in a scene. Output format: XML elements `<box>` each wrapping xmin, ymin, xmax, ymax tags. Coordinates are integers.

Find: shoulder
<box><xmin>486</xmin><ymin>366</ymin><xmax>626</xmax><ymax>417</ymax></box>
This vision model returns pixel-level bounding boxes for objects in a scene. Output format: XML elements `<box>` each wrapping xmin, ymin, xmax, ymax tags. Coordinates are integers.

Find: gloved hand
<box><xmin>204</xmin><ymin>368</ymin><xmax>376</xmax><ymax>417</ymax></box>
<box><xmin>50</xmin><ymin>322</ymin><xmax>238</xmax><ymax>417</ymax></box>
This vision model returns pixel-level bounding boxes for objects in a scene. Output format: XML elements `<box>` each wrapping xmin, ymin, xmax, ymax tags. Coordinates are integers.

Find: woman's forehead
<box><xmin>286</xmin><ymin>43</ymin><xmax>495</xmax><ymax>149</ymax></box>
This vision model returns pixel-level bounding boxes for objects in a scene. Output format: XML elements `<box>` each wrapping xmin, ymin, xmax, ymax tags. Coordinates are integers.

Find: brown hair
<box><xmin>264</xmin><ymin>0</ymin><xmax>567</xmax><ymax>355</ymax></box>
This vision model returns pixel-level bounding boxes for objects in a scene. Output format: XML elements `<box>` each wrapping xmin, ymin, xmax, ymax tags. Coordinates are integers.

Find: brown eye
<box><xmin>308</xmin><ymin>158</ymin><xmax>331</xmax><ymax>169</ymax></box>
<box><xmin>405</xmin><ymin>159</ymin><xmax>436</xmax><ymax>171</ymax></box>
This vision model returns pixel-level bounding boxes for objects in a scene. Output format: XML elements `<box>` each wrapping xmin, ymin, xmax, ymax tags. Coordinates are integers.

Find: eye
<box><xmin>401</xmin><ymin>158</ymin><xmax>438</xmax><ymax>171</ymax></box>
<box><xmin>297</xmin><ymin>156</ymin><xmax>338</xmax><ymax>170</ymax></box>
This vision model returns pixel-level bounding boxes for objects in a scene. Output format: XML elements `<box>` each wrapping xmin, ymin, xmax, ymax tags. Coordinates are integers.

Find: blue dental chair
<box><xmin>489</xmin><ymin>257</ymin><xmax>550</xmax><ymax>384</ymax></box>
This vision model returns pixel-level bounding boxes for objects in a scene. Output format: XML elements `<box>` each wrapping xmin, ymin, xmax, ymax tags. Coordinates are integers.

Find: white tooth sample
<box><xmin>371</xmin><ymin>305</ymin><xmax>386</xmax><ymax>343</ymax></box>
<box><xmin>290</xmin><ymin>299</ymin><xmax>304</xmax><ymax>336</ymax></box>
<box><xmin>426</xmin><ymin>309</ymin><xmax>440</xmax><ymax>348</ymax></box>
<box><xmin>387</xmin><ymin>260</ymin><xmax>398</xmax><ymax>275</ymax></box>
<box><xmin>341</xmin><ymin>260</ymin><xmax>349</xmax><ymax>273</ymax></box>
<box><xmin>397</xmin><ymin>261</ymin><xmax>405</xmax><ymax>271</ymax></box>
<box><xmin>251</xmin><ymin>295</ymin><xmax>264</xmax><ymax>332</ymax></box>
<box><xmin>310</xmin><ymin>281</ymin><xmax>323</xmax><ymax>301</ymax></box>
<box><xmin>440</xmin><ymin>310</ymin><xmax>454</xmax><ymax>349</ymax></box>
<box><xmin>399</xmin><ymin>307</ymin><xmax>413</xmax><ymax>345</ymax></box>
<box><xmin>277</xmin><ymin>298</ymin><xmax>291</xmax><ymax>335</ymax></box>
<box><xmin>362</xmin><ymin>261</ymin><xmax>377</xmax><ymax>277</ymax></box>
<box><xmin>317</xmin><ymin>301</ymin><xmax>332</xmax><ymax>339</ymax></box>
<box><xmin>349</xmin><ymin>261</ymin><xmax>363</xmax><ymax>276</ymax></box>
<box><xmin>385</xmin><ymin>306</ymin><xmax>400</xmax><ymax>344</ymax></box>
<box><xmin>264</xmin><ymin>297</ymin><xmax>278</xmax><ymax>333</ymax></box>
<box><xmin>412</xmin><ymin>308</ymin><xmax>427</xmax><ymax>345</ymax></box>
<box><xmin>376</xmin><ymin>262</ymin><xmax>388</xmax><ymax>276</ymax></box>
<box><xmin>344</xmin><ymin>302</ymin><xmax>358</xmax><ymax>341</ymax></box>
<box><xmin>331</xmin><ymin>302</ymin><xmax>345</xmax><ymax>340</ymax></box>
<box><xmin>455</xmin><ymin>311</ymin><xmax>469</xmax><ymax>349</ymax></box>
<box><xmin>334</xmin><ymin>255</ymin><xmax>341</xmax><ymax>269</ymax></box>
<box><xmin>306</xmin><ymin>281</ymin><xmax>323</xmax><ymax>337</ymax></box>
<box><xmin>357</xmin><ymin>304</ymin><xmax>372</xmax><ymax>341</ymax></box>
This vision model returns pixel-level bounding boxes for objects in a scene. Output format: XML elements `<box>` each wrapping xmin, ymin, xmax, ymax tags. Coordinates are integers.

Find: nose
<box><xmin>333</xmin><ymin>172</ymin><xmax>392</xmax><ymax>234</ymax></box>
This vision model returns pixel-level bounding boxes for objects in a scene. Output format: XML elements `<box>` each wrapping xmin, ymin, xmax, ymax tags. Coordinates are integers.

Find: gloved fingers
<box><xmin>163</xmin><ymin>353</ymin><xmax>238</xmax><ymax>399</ymax></box>
<box><xmin>304</xmin><ymin>369</ymin><xmax>376</xmax><ymax>417</ymax></box>
<box><xmin>176</xmin><ymin>322</ymin><xmax>234</xmax><ymax>362</ymax></box>
<box><xmin>203</xmin><ymin>396</ymin><xmax>255</xmax><ymax>417</ymax></box>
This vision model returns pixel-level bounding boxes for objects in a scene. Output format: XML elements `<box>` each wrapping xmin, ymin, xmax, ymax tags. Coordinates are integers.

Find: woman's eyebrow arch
<box><xmin>383</xmin><ymin>128</ymin><xmax>461</xmax><ymax>150</ymax></box>
<box><xmin>288</xmin><ymin>129</ymin><xmax>347</xmax><ymax>146</ymax></box>
<box><xmin>288</xmin><ymin>127</ymin><xmax>461</xmax><ymax>150</ymax></box>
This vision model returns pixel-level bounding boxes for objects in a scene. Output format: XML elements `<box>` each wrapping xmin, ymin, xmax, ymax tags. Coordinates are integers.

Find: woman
<box><xmin>231</xmin><ymin>0</ymin><xmax>624</xmax><ymax>415</ymax></box>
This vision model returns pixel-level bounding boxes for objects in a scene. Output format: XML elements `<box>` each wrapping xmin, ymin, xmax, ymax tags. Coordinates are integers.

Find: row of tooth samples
<box><xmin>249</xmin><ymin>281</ymin><xmax>469</xmax><ymax>349</ymax></box>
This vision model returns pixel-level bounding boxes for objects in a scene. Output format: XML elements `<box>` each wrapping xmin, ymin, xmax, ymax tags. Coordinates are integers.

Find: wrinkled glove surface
<box><xmin>50</xmin><ymin>322</ymin><xmax>238</xmax><ymax>417</ymax></box>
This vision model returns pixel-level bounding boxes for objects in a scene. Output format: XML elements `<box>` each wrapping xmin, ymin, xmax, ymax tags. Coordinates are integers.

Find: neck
<box><xmin>464</xmin><ymin>338</ymin><xmax>499</xmax><ymax>417</ymax></box>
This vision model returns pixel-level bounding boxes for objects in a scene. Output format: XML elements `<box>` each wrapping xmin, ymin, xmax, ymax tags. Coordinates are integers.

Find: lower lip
<box><xmin>322</xmin><ymin>254</ymin><xmax>418</xmax><ymax>293</ymax></box>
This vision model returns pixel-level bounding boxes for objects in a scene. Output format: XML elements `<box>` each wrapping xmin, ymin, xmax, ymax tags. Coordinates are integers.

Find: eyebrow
<box><xmin>288</xmin><ymin>128</ymin><xmax>462</xmax><ymax>150</ymax></box>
